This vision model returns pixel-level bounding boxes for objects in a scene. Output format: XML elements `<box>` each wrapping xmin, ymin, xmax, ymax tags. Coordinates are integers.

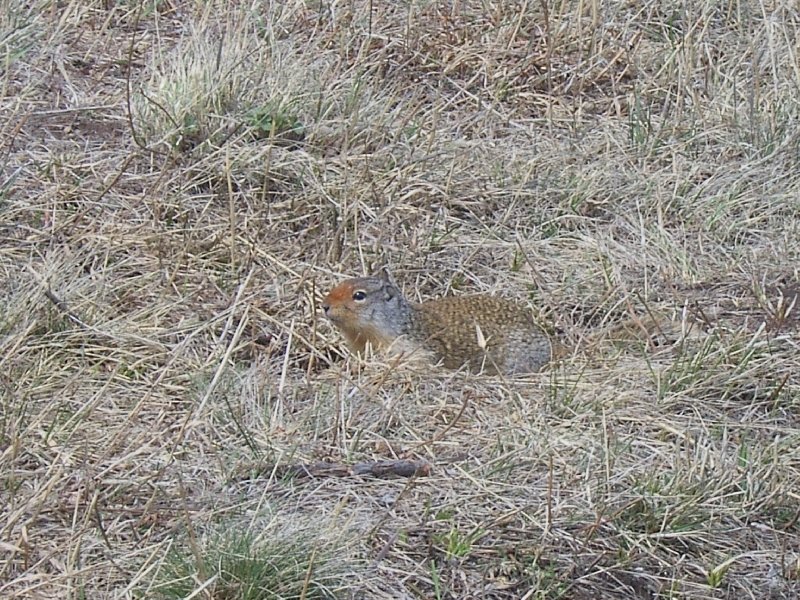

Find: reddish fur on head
<box><xmin>324</xmin><ymin>281</ymin><xmax>357</xmax><ymax>306</ymax></box>
<box><xmin>322</xmin><ymin>277</ymin><xmax>405</xmax><ymax>354</ymax></box>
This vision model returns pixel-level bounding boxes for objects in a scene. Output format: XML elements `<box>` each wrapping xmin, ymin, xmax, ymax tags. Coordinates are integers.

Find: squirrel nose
<box><xmin>321</xmin><ymin>301</ymin><xmax>331</xmax><ymax>314</ymax></box>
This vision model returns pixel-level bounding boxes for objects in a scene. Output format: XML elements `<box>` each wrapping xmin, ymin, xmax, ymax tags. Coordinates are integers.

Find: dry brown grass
<box><xmin>2</xmin><ymin>0</ymin><xmax>800</xmax><ymax>598</ymax></box>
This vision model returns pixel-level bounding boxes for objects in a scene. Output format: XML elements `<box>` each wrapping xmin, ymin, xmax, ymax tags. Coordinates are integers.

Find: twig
<box><xmin>413</xmin><ymin>392</ymin><xmax>469</xmax><ymax>449</ymax></box>
<box><xmin>243</xmin><ymin>459</ymin><xmax>432</xmax><ymax>480</ymax></box>
<box><xmin>42</xmin><ymin>288</ymin><xmax>90</xmax><ymax>330</ymax></box>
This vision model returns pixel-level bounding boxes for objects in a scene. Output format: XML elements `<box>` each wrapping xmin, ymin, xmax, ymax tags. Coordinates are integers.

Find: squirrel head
<box><xmin>322</xmin><ymin>276</ymin><xmax>411</xmax><ymax>353</ymax></box>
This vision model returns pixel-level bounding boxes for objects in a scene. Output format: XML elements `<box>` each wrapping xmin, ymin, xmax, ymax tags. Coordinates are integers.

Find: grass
<box><xmin>1</xmin><ymin>0</ymin><xmax>799</xmax><ymax>598</ymax></box>
<box><xmin>152</xmin><ymin>522</ymin><xmax>346</xmax><ymax>600</ymax></box>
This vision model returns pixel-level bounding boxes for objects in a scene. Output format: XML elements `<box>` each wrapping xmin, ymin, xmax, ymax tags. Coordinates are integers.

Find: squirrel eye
<box><xmin>352</xmin><ymin>290</ymin><xmax>367</xmax><ymax>302</ymax></box>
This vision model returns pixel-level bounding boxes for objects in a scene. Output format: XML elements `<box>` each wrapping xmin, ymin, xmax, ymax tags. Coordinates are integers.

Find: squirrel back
<box><xmin>322</xmin><ymin>276</ymin><xmax>551</xmax><ymax>375</ymax></box>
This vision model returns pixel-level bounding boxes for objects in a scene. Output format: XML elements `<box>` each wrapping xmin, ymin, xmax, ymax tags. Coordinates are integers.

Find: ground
<box><xmin>1</xmin><ymin>1</ymin><xmax>799</xmax><ymax>598</ymax></box>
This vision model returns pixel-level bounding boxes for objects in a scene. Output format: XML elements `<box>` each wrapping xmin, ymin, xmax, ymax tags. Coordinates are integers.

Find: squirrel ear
<box><xmin>373</xmin><ymin>270</ymin><xmax>399</xmax><ymax>301</ymax></box>
<box><xmin>375</xmin><ymin>267</ymin><xmax>398</xmax><ymax>288</ymax></box>
<box><xmin>384</xmin><ymin>283</ymin><xmax>398</xmax><ymax>300</ymax></box>
<box><xmin>372</xmin><ymin>268</ymin><xmax>401</xmax><ymax>301</ymax></box>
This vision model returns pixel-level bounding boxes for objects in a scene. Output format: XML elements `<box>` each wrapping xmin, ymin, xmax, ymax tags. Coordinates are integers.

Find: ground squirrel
<box><xmin>322</xmin><ymin>276</ymin><xmax>552</xmax><ymax>375</ymax></box>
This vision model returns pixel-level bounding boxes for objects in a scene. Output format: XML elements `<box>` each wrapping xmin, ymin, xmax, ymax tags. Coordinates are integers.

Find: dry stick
<box><xmin>1</xmin><ymin>458</ymin><xmax>63</xmax><ymax>546</ymax></box>
<box><xmin>93</xmin><ymin>302</ymin><xmax>239</xmax><ymax>469</ymax></box>
<box><xmin>753</xmin><ymin>279</ymin><xmax>797</xmax><ymax>332</ymax></box>
<box><xmin>446</xmin><ymin>198</ymin><xmax>520</xmax><ymax>297</ymax></box>
<box><xmin>122</xmin><ymin>2</ymin><xmax>192</xmax><ymax>156</ymax></box>
<box><xmin>783</xmin><ymin>504</ymin><xmax>800</xmax><ymax>531</ymax></box>
<box><xmin>578</xmin><ymin>504</ymin><xmax>608</xmax><ymax>552</ymax></box>
<box><xmin>578</xmin><ymin>497</ymin><xmax>642</xmax><ymax>539</ymax></box>
<box><xmin>299</xmin><ymin>544</ymin><xmax>318</xmax><ymax>600</ymax></box>
<box><xmin>663</xmin><ymin>270</ymin><xmax>715</xmax><ymax>333</ymax></box>
<box><xmin>41</xmin><ymin>287</ymin><xmax>90</xmax><ymax>329</ymax></box>
<box><xmin>593</xmin><ymin>31</ymin><xmax>642</xmax><ymax>83</ymax></box>
<box><xmin>367</xmin><ymin>473</ymin><xmax>421</xmax><ymax>541</ymax></box>
<box><xmin>52</xmin><ymin>146</ymin><xmax>136</xmax><ymax>244</ymax></box>
<box><xmin>515</xmin><ymin>240</ymin><xmax>579</xmax><ymax>345</ymax></box>
<box><xmin>306</xmin><ymin>278</ymin><xmax>318</xmax><ymax>378</ymax></box>
<box><xmin>272</xmin><ymin>318</ymin><xmax>294</xmax><ymax>429</ymax></box>
<box><xmin>242</xmin><ymin>459</ymin><xmax>432</xmax><ymax>481</ymax></box>
<box><xmin>622</xmin><ymin>289</ymin><xmax>657</xmax><ymax>351</ymax></box>
<box><xmin>278</xmin><ymin>319</ymin><xmax>294</xmax><ymax>399</ymax></box>
<box><xmin>178</xmin><ymin>473</ymin><xmax>205</xmax><ymax>584</ymax></box>
<box><xmin>30</xmin><ymin>267</ymin><xmax>113</xmax><ymax>336</ymax></box>
<box><xmin>374</xmin><ymin>530</ymin><xmax>398</xmax><ymax>565</ymax></box>
<box><xmin>539</xmin><ymin>0</ymin><xmax>553</xmax><ymax>103</ymax></box>
<box><xmin>431</xmin><ymin>69</ymin><xmax>530</xmax><ymax>135</ymax></box>
<box><xmin>86</xmin><ymin>492</ymin><xmax>132</xmax><ymax>579</ymax></box>
<box><xmin>117</xmin><ymin>543</ymin><xmax>174</xmax><ymax>597</ymax></box>
<box><xmin>96</xmin><ymin>354</ymin><xmax>176</xmax><ymax>467</ymax></box>
<box><xmin>0</xmin><ymin>488</ymin><xmax>132</xmax><ymax>588</ymax></box>
<box><xmin>94</xmin><ymin>152</ymin><xmax>136</xmax><ymax>205</ymax></box>
<box><xmin>251</xmin><ymin>302</ymin><xmax>331</xmax><ymax>370</ymax></box>
<box><xmin>0</xmin><ymin>321</ymin><xmax>37</xmax><ymax>375</ymax></box>
<box><xmin>768</xmin><ymin>372</ymin><xmax>791</xmax><ymax>409</ymax></box>
<box><xmin>778</xmin><ymin>292</ymin><xmax>798</xmax><ymax>329</ymax></box>
<box><xmin>507</xmin><ymin>0</ymin><xmax>528</xmax><ymax>51</ymax></box>
<box><xmin>136</xmin><ymin>89</ymin><xmax>180</xmax><ymax>130</ymax></box>
<box><xmin>0</xmin><ymin>108</ymin><xmax>31</xmax><ymax>159</ymax></box>
<box><xmin>174</xmin><ymin>305</ymin><xmax>250</xmax><ymax>443</ymax></box>
<box><xmin>633</xmin><ymin>289</ymin><xmax>668</xmax><ymax>341</ymax></box>
<box><xmin>181</xmin><ymin>576</ymin><xmax>219</xmax><ymax>600</ymax></box>
<box><xmin>558</xmin><ymin>551</ymin><xmax>608</xmax><ymax>597</ymax></box>
<box><xmin>332</xmin><ymin>367</ymin><xmax>341</xmax><ymax>448</ymax></box>
<box><xmin>344</xmin><ymin>350</ymin><xmax>410</xmax><ymax>429</ymax></box>
<box><xmin>412</xmin><ymin>393</ymin><xmax>470</xmax><ymax>450</ymax></box>
<box><xmin>545</xmin><ymin>454</ymin><xmax>553</xmax><ymax>539</ymax></box>
<box><xmin>30</xmin><ymin>266</ymin><xmax>166</xmax><ymax>349</ymax></box>
<box><xmin>124</xmin><ymin>2</ymin><xmax>149</xmax><ymax>150</ymax></box>
<box><xmin>226</xmin><ymin>149</ymin><xmax>236</xmax><ymax>266</ymax></box>
<box><xmin>252</xmin><ymin>243</ymin><xmax>305</xmax><ymax>279</ymax></box>
<box><xmin>90</xmin><ymin>490</ymin><xmax>113</xmax><ymax>552</ymax></box>
<box><xmin>168</xmin><ymin>270</ymin><xmax>254</xmax><ymax>464</ymax></box>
